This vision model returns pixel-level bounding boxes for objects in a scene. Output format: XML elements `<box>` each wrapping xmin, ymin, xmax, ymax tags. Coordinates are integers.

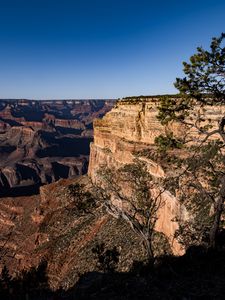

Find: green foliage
<box><xmin>160</xmin><ymin>139</ymin><xmax>225</xmax><ymax>249</ymax></box>
<box><xmin>67</xmin><ymin>183</ymin><xmax>97</xmax><ymax>216</ymax></box>
<box><xmin>155</xmin><ymin>132</ymin><xmax>183</xmax><ymax>152</ymax></box>
<box><xmin>157</xmin><ymin>96</ymin><xmax>190</xmax><ymax>125</ymax></box>
<box><xmin>92</xmin><ymin>243</ymin><xmax>119</xmax><ymax>273</ymax></box>
<box><xmin>155</xmin><ymin>33</ymin><xmax>225</xmax><ymax>249</ymax></box>
<box><xmin>157</xmin><ymin>34</ymin><xmax>225</xmax><ymax>125</ymax></box>
<box><xmin>175</xmin><ymin>33</ymin><xmax>225</xmax><ymax>103</ymax></box>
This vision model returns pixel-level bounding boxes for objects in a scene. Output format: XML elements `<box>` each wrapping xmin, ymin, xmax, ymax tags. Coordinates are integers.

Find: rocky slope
<box><xmin>0</xmin><ymin>99</ymin><xmax>114</xmax><ymax>196</ymax></box>
<box><xmin>0</xmin><ymin>176</ymin><xmax>151</xmax><ymax>290</ymax></box>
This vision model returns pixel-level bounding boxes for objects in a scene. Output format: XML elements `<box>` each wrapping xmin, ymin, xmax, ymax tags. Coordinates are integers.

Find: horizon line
<box><xmin>0</xmin><ymin>93</ymin><xmax>180</xmax><ymax>101</ymax></box>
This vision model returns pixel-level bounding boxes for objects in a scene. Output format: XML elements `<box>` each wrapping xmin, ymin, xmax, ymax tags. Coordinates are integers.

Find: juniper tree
<box><xmin>155</xmin><ymin>33</ymin><xmax>225</xmax><ymax>249</ymax></box>
<box><xmin>67</xmin><ymin>183</ymin><xmax>97</xmax><ymax>216</ymax></box>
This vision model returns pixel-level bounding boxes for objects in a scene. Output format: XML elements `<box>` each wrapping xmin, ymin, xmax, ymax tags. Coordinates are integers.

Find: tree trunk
<box><xmin>219</xmin><ymin>117</ymin><xmax>225</xmax><ymax>143</ymax></box>
<box><xmin>143</xmin><ymin>236</ymin><xmax>154</xmax><ymax>263</ymax></box>
<box><xmin>209</xmin><ymin>178</ymin><xmax>225</xmax><ymax>248</ymax></box>
<box><xmin>209</xmin><ymin>128</ymin><xmax>225</xmax><ymax>248</ymax></box>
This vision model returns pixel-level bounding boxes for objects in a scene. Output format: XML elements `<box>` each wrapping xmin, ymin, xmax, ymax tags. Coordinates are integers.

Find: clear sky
<box><xmin>0</xmin><ymin>0</ymin><xmax>225</xmax><ymax>99</ymax></box>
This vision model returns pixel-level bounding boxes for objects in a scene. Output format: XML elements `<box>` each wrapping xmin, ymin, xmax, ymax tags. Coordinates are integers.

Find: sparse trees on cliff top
<box><xmin>155</xmin><ymin>33</ymin><xmax>225</xmax><ymax>249</ymax></box>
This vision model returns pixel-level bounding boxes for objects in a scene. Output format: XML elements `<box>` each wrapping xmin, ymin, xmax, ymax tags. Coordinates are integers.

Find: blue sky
<box><xmin>0</xmin><ymin>0</ymin><xmax>225</xmax><ymax>99</ymax></box>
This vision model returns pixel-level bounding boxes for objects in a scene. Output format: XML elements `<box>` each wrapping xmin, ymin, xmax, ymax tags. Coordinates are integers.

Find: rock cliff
<box><xmin>88</xmin><ymin>96</ymin><xmax>225</xmax><ymax>254</ymax></box>
<box><xmin>88</xmin><ymin>97</ymin><xmax>185</xmax><ymax>254</ymax></box>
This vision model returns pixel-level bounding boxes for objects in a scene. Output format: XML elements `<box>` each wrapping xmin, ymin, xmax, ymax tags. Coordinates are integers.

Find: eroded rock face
<box><xmin>0</xmin><ymin>99</ymin><xmax>114</xmax><ymax>196</ymax></box>
<box><xmin>88</xmin><ymin>97</ymin><xmax>225</xmax><ymax>254</ymax></box>
<box><xmin>88</xmin><ymin>99</ymin><xmax>167</xmax><ymax>177</ymax></box>
<box><xmin>88</xmin><ymin>98</ymin><xmax>185</xmax><ymax>254</ymax></box>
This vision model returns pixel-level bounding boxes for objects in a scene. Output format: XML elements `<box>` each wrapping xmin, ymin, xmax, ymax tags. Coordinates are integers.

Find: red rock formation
<box><xmin>0</xmin><ymin>99</ymin><xmax>114</xmax><ymax>195</ymax></box>
<box><xmin>20</xmin><ymin>121</ymin><xmax>43</xmax><ymax>130</ymax></box>
<box><xmin>0</xmin><ymin>120</ymin><xmax>10</xmax><ymax>132</ymax></box>
<box><xmin>0</xmin><ymin>104</ymin><xmax>25</xmax><ymax>123</ymax></box>
<box><xmin>54</xmin><ymin>119</ymin><xmax>85</xmax><ymax>129</ymax></box>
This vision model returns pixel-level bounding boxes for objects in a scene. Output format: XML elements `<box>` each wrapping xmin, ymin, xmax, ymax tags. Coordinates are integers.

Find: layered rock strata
<box><xmin>88</xmin><ymin>97</ymin><xmax>225</xmax><ymax>254</ymax></box>
<box><xmin>0</xmin><ymin>99</ymin><xmax>114</xmax><ymax>195</ymax></box>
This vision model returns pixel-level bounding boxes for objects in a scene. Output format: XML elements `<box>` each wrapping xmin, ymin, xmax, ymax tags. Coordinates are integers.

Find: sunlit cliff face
<box><xmin>88</xmin><ymin>97</ymin><xmax>225</xmax><ymax>254</ymax></box>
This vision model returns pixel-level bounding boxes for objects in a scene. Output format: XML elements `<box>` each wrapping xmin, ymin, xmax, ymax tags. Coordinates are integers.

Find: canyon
<box><xmin>0</xmin><ymin>97</ymin><xmax>176</xmax><ymax>290</ymax></box>
<box><xmin>1</xmin><ymin>96</ymin><xmax>223</xmax><ymax>290</ymax></box>
<box><xmin>0</xmin><ymin>99</ymin><xmax>114</xmax><ymax>196</ymax></box>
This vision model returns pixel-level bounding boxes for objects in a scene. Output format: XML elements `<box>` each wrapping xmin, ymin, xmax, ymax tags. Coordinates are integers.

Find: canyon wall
<box><xmin>88</xmin><ymin>98</ymin><xmax>183</xmax><ymax>254</ymax></box>
<box><xmin>89</xmin><ymin>99</ymin><xmax>165</xmax><ymax>175</ymax></box>
<box><xmin>88</xmin><ymin>96</ymin><xmax>225</xmax><ymax>254</ymax></box>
